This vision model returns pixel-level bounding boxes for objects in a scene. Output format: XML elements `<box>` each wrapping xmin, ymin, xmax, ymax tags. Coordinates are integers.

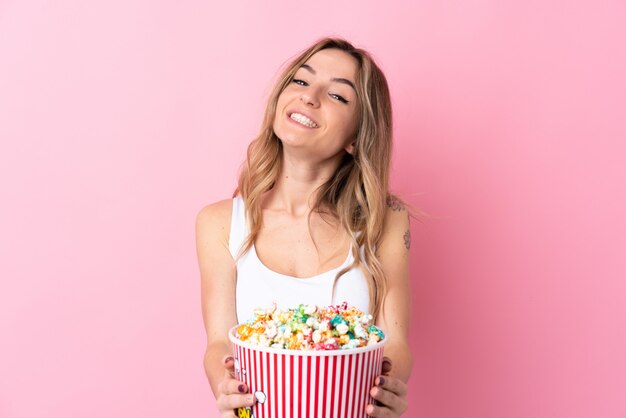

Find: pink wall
<box><xmin>1</xmin><ymin>1</ymin><xmax>624</xmax><ymax>417</ymax></box>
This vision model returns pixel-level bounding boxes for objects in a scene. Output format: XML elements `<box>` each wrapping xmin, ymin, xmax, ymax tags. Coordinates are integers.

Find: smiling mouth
<box><xmin>288</xmin><ymin>112</ymin><xmax>318</xmax><ymax>128</ymax></box>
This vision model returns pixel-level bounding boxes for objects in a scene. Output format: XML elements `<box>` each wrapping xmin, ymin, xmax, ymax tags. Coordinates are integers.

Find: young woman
<box><xmin>196</xmin><ymin>37</ymin><xmax>412</xmax><ymax>417</ymax></box>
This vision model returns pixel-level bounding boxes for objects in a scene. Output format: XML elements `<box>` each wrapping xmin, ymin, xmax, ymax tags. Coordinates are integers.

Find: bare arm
<box><xmin>196</xmin><ymin>200</ymin><xmax>255</xmax><ymax>413</ymax></box>
<box><xmin>368</xmin><ymin>197</ymin><xmax>412</xmax><ymax>417</ymax></box>
<box><xmin>376</xmin><ymin>197</ymin><xmax>412</xmax><ymax>382</ymax></box>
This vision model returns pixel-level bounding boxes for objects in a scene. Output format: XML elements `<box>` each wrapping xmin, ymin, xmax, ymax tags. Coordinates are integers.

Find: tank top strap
<box><xmin>229</xmin><ymin>196</ymin><xmax>248</xmax><ymax>259</ymax></box>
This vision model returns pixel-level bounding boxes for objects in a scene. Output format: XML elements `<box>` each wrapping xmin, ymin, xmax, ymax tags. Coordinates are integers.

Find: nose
<box><xmin>300</xmin><ymin>88</ymin><xmax>320</xmax><ymax>107</ymax></box>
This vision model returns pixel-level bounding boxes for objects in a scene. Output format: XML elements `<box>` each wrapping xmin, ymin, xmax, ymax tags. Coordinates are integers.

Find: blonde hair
<box><xmin>234</xmin><ymin>37</ymin><xmax>400</xmax><ymax>319</ymax></box>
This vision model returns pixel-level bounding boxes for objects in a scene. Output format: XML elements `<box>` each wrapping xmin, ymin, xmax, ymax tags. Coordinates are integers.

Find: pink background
<box><xmin>1</xmin><ymin>1</ymin><xmax>625</xmax><ymax>417</ymax></box>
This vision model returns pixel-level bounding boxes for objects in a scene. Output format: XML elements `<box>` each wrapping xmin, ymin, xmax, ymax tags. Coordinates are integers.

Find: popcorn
<box><xmin>235</xmin><ymin>302</ymin><xmax>385</xmax><ymax>350</ymax></box>
<box><xmin>336</xmin><ymin>322</ymin><xmax>349</xmax><ymax>335</ymax></box>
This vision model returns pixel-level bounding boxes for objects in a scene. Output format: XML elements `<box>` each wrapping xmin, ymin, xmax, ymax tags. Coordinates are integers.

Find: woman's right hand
<box><xmin>216</xmin><ymin>355</ymin><xmax>257</xmax><ymax>417</ymax></box>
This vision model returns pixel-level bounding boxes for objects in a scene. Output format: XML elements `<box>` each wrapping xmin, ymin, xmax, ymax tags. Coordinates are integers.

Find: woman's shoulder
<box><xmin>377</xmin><ymin>194</ymin><xmax>411</xmax><ymax>251</ymax></box>
<box><xmin>195</xmin><ymin>198</ymin><xmax>235</xmax><ymax>241</ymax></box>
<box><xmin>384</xmin><ymin>195</ymin><xmax>410</xmax><ymax>228</ymax></box>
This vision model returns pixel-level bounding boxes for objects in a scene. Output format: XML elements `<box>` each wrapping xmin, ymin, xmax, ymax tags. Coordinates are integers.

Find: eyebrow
<box><xmin>300</xmin><ymin>64</ymin><xmax>357</xmax><ymax>92</ymax></box>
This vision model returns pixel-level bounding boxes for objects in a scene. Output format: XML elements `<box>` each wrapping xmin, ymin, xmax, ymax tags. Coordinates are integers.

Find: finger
<box><xmin>370</xmin><ymin>386</ymin><xmax>407</xmax><ymax>415</ymax></box>
<box><xmin>224</xmin><ymin>369</ymin><xmax>237</xmax><ymax>380</ymax></box>
<box><xmin>370</xmin><ymin>385</ymin><xmax>397</xmax><ymax>409</ymax></box>
<box><xmin>219</xmin><ymin>375</ymin><xmax>249</xmax><ymax>395</ymax></box>
<box><xmin>375</xmin><ymin>375</ymin><xmax>407</xmax><ymax>397</ymax></box>
<box><xmin>217</xmin><ymin>393</ymin><xmax>257</xmax><ymax>411</ymax></box>
<box><xmin>223</xmin><ymin>355</ymin><xmax>235</xmax><ymax>370</ymax></box>
<box><xmin>365</xmin><ymin>403</ymin><xmax>392</xmax><ymax>417</ymax></box>
<box><xmin>223</xmin><ymin>355</ymin><xmax>235</xmax><ymax>378</ymax></box>
<box><xmin>381</xmin><ymin>357</ymin><xmax>392</xmax><ymax>375</ymax></box>
<box><xmin>220</xmin><ymin>411</ymin><xmax>237</xmax><ymax>418</ymax></box>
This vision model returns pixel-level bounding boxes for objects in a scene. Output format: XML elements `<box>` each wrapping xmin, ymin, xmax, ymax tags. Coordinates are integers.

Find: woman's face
<box><xmin>273</xmin><ymin>48</ymin><xmax>360</xmax><ymax>161</ymax></box>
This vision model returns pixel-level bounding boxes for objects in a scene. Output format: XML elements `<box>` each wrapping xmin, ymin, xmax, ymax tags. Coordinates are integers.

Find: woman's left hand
<box><xmin>366</xmin><ymin>357</ymin><xmax>408</xmax><ymax>417</ymax></box>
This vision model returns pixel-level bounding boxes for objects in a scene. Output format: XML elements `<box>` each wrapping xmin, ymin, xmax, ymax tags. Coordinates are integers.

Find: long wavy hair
<box><xmin>234</xmin><ymin>37</ymin><xmax>397</xmax><ymax>319</ymax></box>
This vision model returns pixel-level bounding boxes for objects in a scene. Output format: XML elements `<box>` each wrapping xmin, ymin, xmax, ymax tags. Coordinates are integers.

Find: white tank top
<box><xmin>230</xmin><ymin>196</ymin><xmax>371</xmax><ymax>323</ymax></box>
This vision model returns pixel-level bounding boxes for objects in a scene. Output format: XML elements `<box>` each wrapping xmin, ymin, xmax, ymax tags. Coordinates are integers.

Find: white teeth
<box><xmin>290</xmin><ymin>112</ymin><xmax>318</xmax><ymax>128</ymax></box>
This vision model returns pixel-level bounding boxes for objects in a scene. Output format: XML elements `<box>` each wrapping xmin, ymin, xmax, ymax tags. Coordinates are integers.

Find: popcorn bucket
<box><xmin>229</xmin><ymin>326</ymin><xmax>387</xmax><ymax>418</ymax></box>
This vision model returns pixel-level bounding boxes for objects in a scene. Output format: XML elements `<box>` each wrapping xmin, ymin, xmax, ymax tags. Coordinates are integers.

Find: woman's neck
<box><xmin>264</xmin><ymin>153</ymin><xmax>341</xmax><ymax>217</ymax></box>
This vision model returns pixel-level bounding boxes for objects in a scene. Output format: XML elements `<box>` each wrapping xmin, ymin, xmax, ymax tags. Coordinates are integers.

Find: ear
<box><xmin>345</xmin><ymin>140</ymin><xmax>356</xmax><ymax>155</ymax></box>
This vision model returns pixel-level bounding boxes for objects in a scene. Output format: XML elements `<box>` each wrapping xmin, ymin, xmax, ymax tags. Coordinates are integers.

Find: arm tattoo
<box><xmin>386</xmin><ymin>195</ymin><xmax>406</xmax><ymax>211</ymax></box>
<box><xmin>404</xmin><ymin>229</ymin><xmax>411</xmax><ymax>250</ymax></box>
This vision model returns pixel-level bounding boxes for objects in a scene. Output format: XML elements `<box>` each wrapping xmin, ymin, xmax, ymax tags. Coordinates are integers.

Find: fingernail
<box><xmin>248</xmin><ymin>394</ymin><xmax>256</xmax><ymax>404</ymax></box>
<box><xmin>378</xmin><ymin>376</ymin><xmax>385</xmax><ymax>386</ymax></box>
<box><xmin>238</xmin><ymin>384</ymin><xmax>246</xmax><ymax>393</ymax></box>
<box><xmin>224</xmin><ymin>356</ymin><xmax>234</xmax><ymax>364</ymax></box>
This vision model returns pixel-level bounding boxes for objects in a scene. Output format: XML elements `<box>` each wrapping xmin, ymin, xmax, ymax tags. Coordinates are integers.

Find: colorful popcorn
<box><xmin>235</xmin><ymin>302</ymin><xmax>385</xmax><ymax>350</ymax></box>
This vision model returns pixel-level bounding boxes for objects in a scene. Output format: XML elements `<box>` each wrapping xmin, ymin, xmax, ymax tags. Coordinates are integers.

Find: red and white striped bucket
<box><xmin>229</xmin><ymin>326</ymin><xmax>387</xmax><ymax>418</ymax></box>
